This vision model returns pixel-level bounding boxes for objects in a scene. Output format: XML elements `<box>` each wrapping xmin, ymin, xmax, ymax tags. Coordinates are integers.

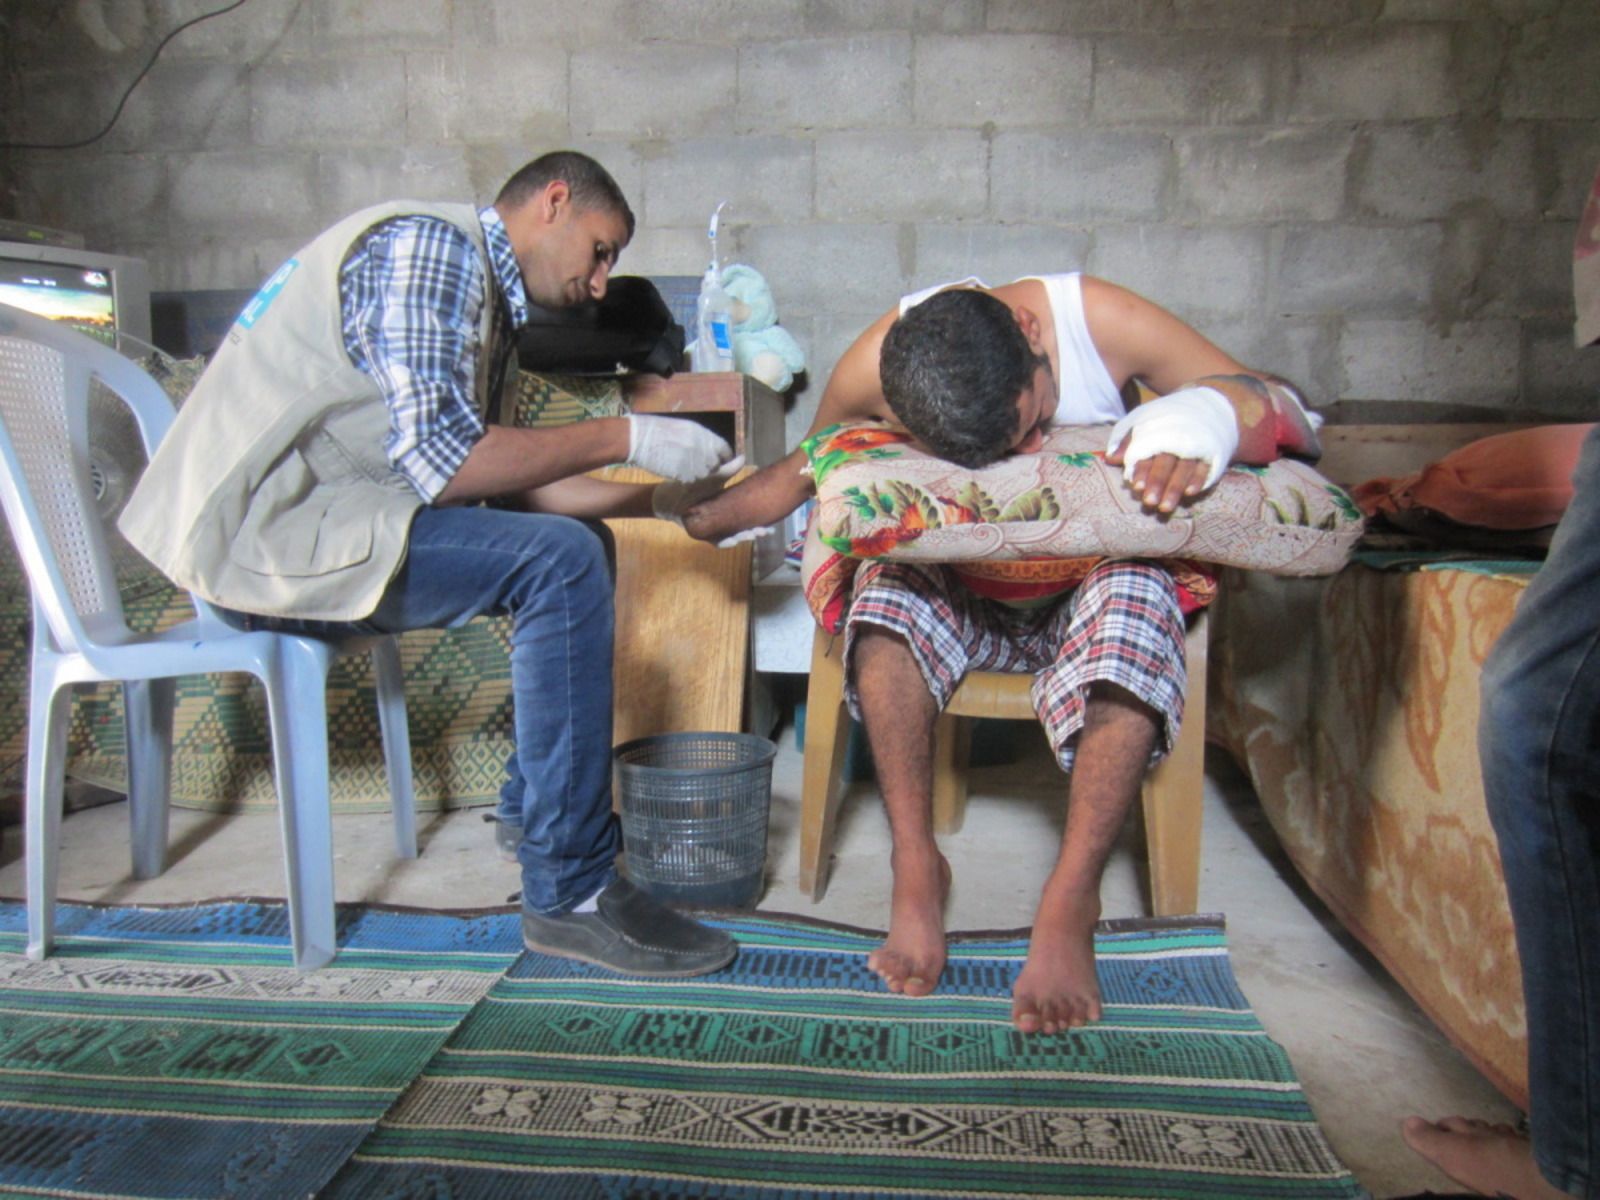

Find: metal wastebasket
<box><xmin>614</xmin><ymin>732</ymin><xmax>776</xmax><ymax>909</ymax></box>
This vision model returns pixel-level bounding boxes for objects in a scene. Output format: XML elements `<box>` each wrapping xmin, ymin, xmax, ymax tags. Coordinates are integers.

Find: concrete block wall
<box><xmin>2</xmin><ymin>0</ymin><xmax>1597</xmax><ymax>443</ymax></box>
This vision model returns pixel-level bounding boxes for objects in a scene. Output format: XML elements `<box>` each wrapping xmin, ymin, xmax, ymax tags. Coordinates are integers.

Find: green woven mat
<box><xmin>0</xmin><ymin>370</ymin><xmax>624</xmax><ymax>815</ymax></box>
<box><xmin>0</xmin><ymin>897</ymin><xmax>523</xmax><ymax>1198</ymax></box>
<box><xmin>325</xmin><ymin>914</ymin><xmax>1366</xmax><ymax>1199</ymax></box>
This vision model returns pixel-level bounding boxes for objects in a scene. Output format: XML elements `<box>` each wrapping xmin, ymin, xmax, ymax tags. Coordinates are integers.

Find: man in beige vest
<box><xmin>120</xmin><ymin>151</ymin><xmax>740</xmax><ymax>977</ymax></box>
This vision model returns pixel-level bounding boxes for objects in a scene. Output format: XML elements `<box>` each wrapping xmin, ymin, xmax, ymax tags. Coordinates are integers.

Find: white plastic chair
<box><xmin>0</xmin><ymin>302</ymin><xmax>418</xmax><ymax>971</ymax></box>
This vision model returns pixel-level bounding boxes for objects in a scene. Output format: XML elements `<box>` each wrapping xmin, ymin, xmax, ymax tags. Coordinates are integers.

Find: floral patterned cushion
<box><xmin>800</xmin><ymin>421</ymin><xmax>1363</xmax><ymax>632</ymax></box>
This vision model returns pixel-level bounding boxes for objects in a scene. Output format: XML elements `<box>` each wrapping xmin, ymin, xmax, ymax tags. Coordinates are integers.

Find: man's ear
<box><xmin>1012</xmin><ymin>304</ymin><xmax>1045</xmax><ymax>352</ymax></box>
<box><xmin>536</xmin><ymin>179</ymin><xmax>570</xmax><ymax>224</ymax></box>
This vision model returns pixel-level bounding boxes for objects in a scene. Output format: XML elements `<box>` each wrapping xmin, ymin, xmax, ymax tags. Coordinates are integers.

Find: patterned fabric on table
<box><xmin>1208</xmin><ymin>561</ymin><xmax>1534</xmax><ymax>1108</ymax></box>
<box><xmin>800</xmin><ymin>421</ymin><xmax>1362</xmax><ymax>633</ymax></box>
<box><xmin>0</xmin><ymin>897</ymin><xmax>522</xmax><ymax>1199</ymax></box>
<box><xmin>324</xmin><ymin>914</ymin><xmax>1365</xmax><ymax>1199</ymax></box>
<box><xmin>0</xmin><ymin>367</ymin><xmax>624</xmax><ymax>813</ymax></box>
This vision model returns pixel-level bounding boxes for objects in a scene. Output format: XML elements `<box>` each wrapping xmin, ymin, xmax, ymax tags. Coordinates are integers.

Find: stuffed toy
<box><xmin>721</xmin><ymin>263</ymin><xmax>807</xmax><ymax>392</ymax></box>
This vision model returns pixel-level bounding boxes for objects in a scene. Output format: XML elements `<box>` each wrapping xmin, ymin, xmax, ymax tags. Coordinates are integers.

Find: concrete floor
<box><xmin>0</xmin><ymin>728</ymin><xmax>1518</xmax><ymax>1199</ymax></box>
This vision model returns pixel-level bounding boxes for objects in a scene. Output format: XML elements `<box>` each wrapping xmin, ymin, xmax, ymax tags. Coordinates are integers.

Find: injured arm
<box><xmin>678</xmin><ymin>304</ymin><xmax>901</xmax><ymax>545</ymax></box>
<box><xmin>1184</xmin><ymin>372</ymin><xmax>1322</xmax><ymax>464</ymax></box>
<box><xmin>679</xmin><ymin>446</ymin><xmax>814</xmax><ymax>543</ymax></box>
<box><xmin>1103</xmin><ymin>374</ymin><xmax>1321</xmax><ymax>513</ymax></box>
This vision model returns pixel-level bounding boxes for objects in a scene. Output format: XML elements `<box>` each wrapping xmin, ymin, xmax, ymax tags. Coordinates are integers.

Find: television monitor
<box><xmin>0</xmin><ymin>238</ymin><xmax>152</xmax><ymax>353</ymax></box>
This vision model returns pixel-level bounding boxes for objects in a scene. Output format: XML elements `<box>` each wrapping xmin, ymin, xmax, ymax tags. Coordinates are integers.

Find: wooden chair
<box><xmin>796</xmin><ymin>609</ymin><xmax>1210</xmax><ymax>914</ymax></box>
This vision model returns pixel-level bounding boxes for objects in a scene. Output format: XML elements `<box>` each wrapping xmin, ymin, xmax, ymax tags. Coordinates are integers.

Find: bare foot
<box><xmin>867</xmin><ymin>850</ymin><xmax>951</xmax><ymax>997</ymax></box>
<box><xmin>1400</xmin><ymin>1115</ymin><xmax>1575</xmax><ymax>1199</ymax></box>
<box><xmin>1011</xmin><ymin>885</ymin><xmax>1101</xmax><ymax>1034</ymax></box>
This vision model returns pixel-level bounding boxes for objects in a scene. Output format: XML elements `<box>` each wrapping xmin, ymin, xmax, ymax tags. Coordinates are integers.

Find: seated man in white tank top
<box><xmin>679</xmin><ymin>275</ymin><xmax>1315</xmax><ymax>1034</ymax></box>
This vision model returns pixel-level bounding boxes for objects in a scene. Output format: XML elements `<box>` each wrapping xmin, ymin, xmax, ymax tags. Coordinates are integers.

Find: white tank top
<box><xmin>898</xmin><ymin>273</ymin><xmax>1125</xmax><ymax>424</ymax></box>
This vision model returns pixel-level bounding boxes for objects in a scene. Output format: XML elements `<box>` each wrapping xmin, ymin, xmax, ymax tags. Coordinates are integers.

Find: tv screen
<box><xmin>0</xmin><ymin>239</ymin><xmax>152</xmax><ymax>352</ymax></box>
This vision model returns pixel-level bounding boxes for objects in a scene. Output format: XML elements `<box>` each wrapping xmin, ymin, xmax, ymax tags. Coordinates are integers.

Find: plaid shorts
<box><xmin>842</xmin><ymin>559</ymin><xmax>1188</xmax><ymax>772</ymax></box>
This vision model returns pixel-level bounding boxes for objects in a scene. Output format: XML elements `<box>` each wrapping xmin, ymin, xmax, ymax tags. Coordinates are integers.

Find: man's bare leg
<box><xmin>854</xmin><ymin>627</ymin><xmax>950</xmax><ymax>997</ymax></box>
<box><xmin>1401</xmin><ymin>1116</ymin><xmax>1577</xmax><ymax>1199</ymax></box>
<box><xmin>1013</xmin><ymin>684</ymin><xmax>1158</xmax><ymax>1034</ymax></box>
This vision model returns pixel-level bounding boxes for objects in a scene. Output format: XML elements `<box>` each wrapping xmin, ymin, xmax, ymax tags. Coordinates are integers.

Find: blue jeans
<box><xmin>241</xmin><ymin>505</ymin><xmax>621</xmax><ymax>915</ymax></box>
<box><xmin>1479</xmin><ymin>424</ymin><xmax>1600</xmax><ymax>1199</ymax></box>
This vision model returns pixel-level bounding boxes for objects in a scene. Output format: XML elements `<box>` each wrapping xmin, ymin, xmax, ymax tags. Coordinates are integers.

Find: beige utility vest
<box><xmin>120</xmin><ymin>201</ymin><xmax>504</xmax><ymax>621</ymax></box>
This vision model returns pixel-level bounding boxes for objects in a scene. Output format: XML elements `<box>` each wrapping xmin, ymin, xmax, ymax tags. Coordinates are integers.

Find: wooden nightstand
<box><xmin>601</xmin><ymin>372</ymin><xmax>786</xmax><ymax>744</ymax></box>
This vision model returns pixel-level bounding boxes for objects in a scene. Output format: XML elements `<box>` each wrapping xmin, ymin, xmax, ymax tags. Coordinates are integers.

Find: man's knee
<box><xmin>851</xmin><ymin>625</ymin><xmax>929</xmax><ymax>692</ymax></box>
<box><xmin>854</xmin><ymin>623</ymin><xmax>914</xmax><ymax>662</ymax></box>
<box><xmin>578</xmin><ymin>517</ymin><xmax>618</xmax><ymax>583</ymax></box>
<box><xmin>542</xmin><ymin>515</ymin><xmax>615</xmax><ymax>584</ymax></box>
<box><xmin>491</xmin><ymin>515</ymin><xmax>617</xmax><ymax>627</ymax></box>
<box><xmin>1083</xmin><ymin>680</ymin><xmax>1161</xmax><ymax>725</ymax></box>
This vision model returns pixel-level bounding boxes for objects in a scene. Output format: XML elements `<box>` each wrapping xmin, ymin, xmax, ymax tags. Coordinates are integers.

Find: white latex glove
<box><xmin>652</xmin><ymin>456</ymin><xmax>744</xmax><ymax>523</ymax></box>
<box><xmin>625</xmin><ymin>413</ymin><xmax>734</xmax><ymax>482</ymax></box>
<box><xmin>1106</xmin><ymin>385</ymin><xmax>1238</xmax><ymax>493</ymax></box>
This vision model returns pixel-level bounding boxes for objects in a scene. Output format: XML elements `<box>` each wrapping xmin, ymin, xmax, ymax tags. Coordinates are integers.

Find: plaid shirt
<box><xmin>339</xmin><ymin>205</ymin><xmax>529</xmax><ymax>500</ymax></box>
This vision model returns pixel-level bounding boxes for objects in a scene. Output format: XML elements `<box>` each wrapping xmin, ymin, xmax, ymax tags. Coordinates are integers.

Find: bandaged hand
<box><xmin>626</xmin><ymin>413</ymin><xmax>734</xmax><ymax>482</ymax></box>
<box><xmin>1106</xmin><ymin>385</ymin><xmax>1239</xmax><ymax>498</ymax></box>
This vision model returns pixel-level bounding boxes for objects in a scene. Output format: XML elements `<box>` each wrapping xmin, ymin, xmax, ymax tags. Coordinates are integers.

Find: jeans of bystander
<box><xmin>1478</xmin><ymin>424</ymin><xmax>1600</xmax><ymax>1199</ymax></box>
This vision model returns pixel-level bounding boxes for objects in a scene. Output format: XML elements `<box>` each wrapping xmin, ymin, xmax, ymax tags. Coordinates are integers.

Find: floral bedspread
<box><xmin>1208</xmin><ymin>562</ymin><xmax>1532</xmax><ymax>1107</ymax></box>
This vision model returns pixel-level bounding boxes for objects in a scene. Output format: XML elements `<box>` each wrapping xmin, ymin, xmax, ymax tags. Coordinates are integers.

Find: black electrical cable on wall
<box><xmin>0</xmin><ymin>0</ymin><xmax>252</xmax><ymax>151</ymax></box>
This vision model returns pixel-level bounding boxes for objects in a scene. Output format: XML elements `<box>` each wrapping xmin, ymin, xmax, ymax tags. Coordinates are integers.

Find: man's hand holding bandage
<box><xmin>652</xmin><ymin>456</ymin><xmax>775</xmax><ymax>547</ymax></box>
<box><xmin>1105</xmin><ymin>385</ymin><xmax>1239</xmax><ymax>513</ymax></box>
<box><xmin>625</xmin><ymin>413</ymin><xmax>734</xmax><ymax>482</ymax></box>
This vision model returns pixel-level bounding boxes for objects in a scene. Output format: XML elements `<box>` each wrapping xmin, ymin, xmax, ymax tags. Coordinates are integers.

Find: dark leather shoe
<box><xmin>521</xmin><ymin>876</ymin><xmax>737</xmax><ymax>977</ymax></box>
<box><xmin>483</xmin><ymin>813</ymin><xmax>519</xmax><ymax>863</ymax></box>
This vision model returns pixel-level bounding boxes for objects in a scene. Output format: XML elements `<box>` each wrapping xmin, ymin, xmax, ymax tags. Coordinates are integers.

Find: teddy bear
<box><xmin>720</xmin><ymin>263</ymin><xmax>807</xmax><ymax>393</ymax></box>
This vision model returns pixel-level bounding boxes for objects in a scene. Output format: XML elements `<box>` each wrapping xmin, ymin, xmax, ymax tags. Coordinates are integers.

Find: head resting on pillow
<box><xmin>879</xmin><ymin>288</ymin><xmax>1048</xmax><ymax>468</ymax></box>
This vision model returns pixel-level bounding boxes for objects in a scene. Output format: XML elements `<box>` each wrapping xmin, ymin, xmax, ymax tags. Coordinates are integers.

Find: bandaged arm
<box><xmin>1107</xmin><ymin>374</ymin><xmax>1322</xmax><ymax>497</ymax></box>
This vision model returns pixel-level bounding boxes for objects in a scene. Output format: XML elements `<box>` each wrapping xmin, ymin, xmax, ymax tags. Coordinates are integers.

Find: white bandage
<box><xmin>1106</xmin><ymin>385</ymin><xmax>1238</xmax><ymax>493</ymax></box>
<box><xmin>714</xmin><ymin>526</ymin><xmax>773</xmax><ymax>548</ymax></box>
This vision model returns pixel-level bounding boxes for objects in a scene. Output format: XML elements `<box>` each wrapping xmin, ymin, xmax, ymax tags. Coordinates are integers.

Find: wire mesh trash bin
<box><xmin>615</xmin><ymin>732</ymin><xmax>776</xmax><ymax>909</ymax></box>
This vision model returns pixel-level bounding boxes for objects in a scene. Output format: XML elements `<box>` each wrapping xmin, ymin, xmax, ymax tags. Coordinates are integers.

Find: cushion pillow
<box><xmin>1351</xmin><ymin>423</ymin><xmax>1595</xmax><ymax>531</ymax></box>
<box><xmin>800</xmin><ymin>421</ymin><xmax>1363</xmax><ymax>632</ymax></box>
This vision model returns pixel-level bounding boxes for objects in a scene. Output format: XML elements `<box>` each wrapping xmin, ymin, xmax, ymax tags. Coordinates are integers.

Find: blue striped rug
<box><xmin>0</xmin><ymin>898</ymin><xmax>522</xmax><ymax>1198</ymax></box>
<box><xmin>325</xmin><ymin>914</ymin><xmax>1366</xmax><ymax>1199</ymax></box>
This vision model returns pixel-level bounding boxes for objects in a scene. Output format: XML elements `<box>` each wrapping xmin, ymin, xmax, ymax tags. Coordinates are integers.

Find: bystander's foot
<box><xmin>1399</xmin><ymin>1115</ymin><xmax>1577</xmax><ymax>1199</ymax></box>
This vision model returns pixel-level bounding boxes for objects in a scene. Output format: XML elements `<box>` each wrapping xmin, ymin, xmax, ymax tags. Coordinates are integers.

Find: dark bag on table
<box><xmin>516</xmin><ymin>275</ymin><xmax>685</xmax><ymax>377</ymax></box>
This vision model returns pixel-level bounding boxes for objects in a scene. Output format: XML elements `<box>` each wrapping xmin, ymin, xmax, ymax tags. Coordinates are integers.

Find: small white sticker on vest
<box><xmin>237</xmin><ymin>258</ymin><xmax>299</xmax><ymax>329</ymax></box>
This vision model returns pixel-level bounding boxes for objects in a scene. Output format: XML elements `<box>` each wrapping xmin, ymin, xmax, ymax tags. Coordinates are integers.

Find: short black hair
<box><xmin>497</xmin><ymin>150</ymin><xmax>635</xmax><ymax>241</ymax></box>
<box><xmin>878</xmin><ymin>288</ymin><xmax>1042</xmax><ymax>467</ymax></box>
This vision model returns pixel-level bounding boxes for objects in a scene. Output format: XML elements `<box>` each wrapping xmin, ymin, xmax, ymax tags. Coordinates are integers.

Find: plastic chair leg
<box><xmin>124</xmin><ymin>677</ymin><xmax>176</xmax><ymax>880</ymax></box>
<box><xmin>798</xmin><ymin>630</ymin><xmax>852</xmax><ymax>900</ymax></box>
<box><xmin>25</xmin><ymin>673</ymin><xmax>72</xmax><ymax>962</ymax></box>
<box><xmin>263</xmin><ymin>637</ymin><xmax>340</xmax><ymax>971</ymax></box>
<box><xmin>370</xmin><ymin>637</ymin><xmax>417</xmax><ymax>860</ymax></box>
